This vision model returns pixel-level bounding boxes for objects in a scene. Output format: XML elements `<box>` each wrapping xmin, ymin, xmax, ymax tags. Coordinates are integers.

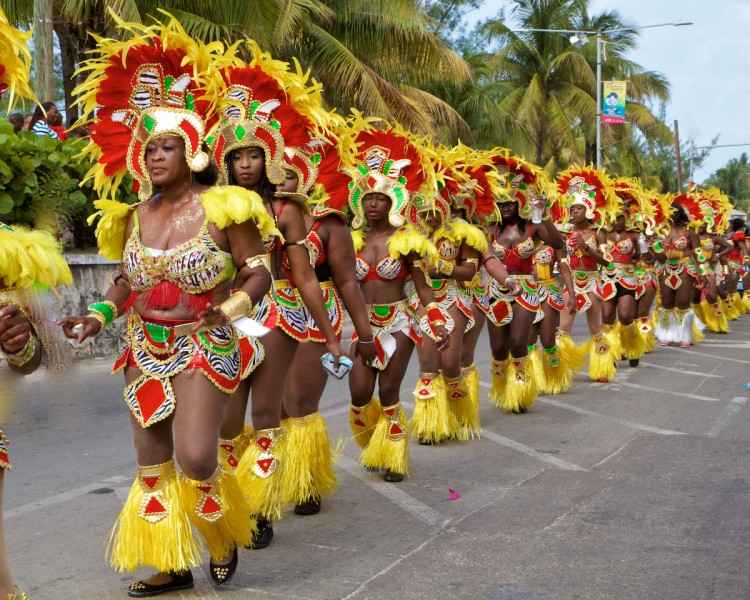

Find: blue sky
<box><xmin>466</xmin><ymin>0</ymin><xmax>749</xmax><ymax>182</ymax></box>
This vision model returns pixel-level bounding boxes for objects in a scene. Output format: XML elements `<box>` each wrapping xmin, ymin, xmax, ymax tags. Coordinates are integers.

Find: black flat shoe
<box><xmin>418</xmin><ymin>438</ymin><xmax>435</xmax><ymax>446</ymax></box>
<box><xmin>246</xmin><ymin>516</ymin><xmax>274</xmax><ymax>549</ymax></box>
<box><xmin>210</xmin><ymin>546</ymin><xmax>238</xmax><ymax>586</ymax></box>
<box><xmin>629</xmin><ymin>358</ymin><xmax>640</xmax><ymax>367</ymax></box>
<box><xmin>383</xmin><ymin>469</ymin><xmax>404</xmax><ymax>483</ymax></box>
<box><xmin>294</xmin><ymin>497</ymin><xmax>321</xmax><ymax>516</ymax></box>
<box><xmin>128</xmin><ymin>571</ymin><xmax>193</xmax><ymax>597</ymax></box>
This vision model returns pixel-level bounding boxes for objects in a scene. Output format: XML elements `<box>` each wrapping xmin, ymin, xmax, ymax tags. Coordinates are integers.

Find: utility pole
<box><xmin>674</xmin><ymin>120</ymin><xmax>683</xmax><ymax>192</ymax></box>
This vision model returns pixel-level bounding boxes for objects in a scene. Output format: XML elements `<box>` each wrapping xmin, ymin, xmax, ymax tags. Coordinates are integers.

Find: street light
<box><xmin>511</xmin><ymin>22</ymin><xmax>694</xmax><ymax>168</ymax></box>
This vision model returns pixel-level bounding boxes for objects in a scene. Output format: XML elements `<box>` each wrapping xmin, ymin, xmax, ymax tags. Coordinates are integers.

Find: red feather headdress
<box><xmin>74</xmin><ymin>13</ymin><xmax>220</xmax><ymax>201</ymax></box>
<box><xmin>556</xmin><ymin>166</ymin><xmax>618</xmax><ymax>227</ymax></box>
<box><xmin>342</xmin><ymin>112</ymin><xmax>434</xmax><ymax>229</ymax></box>
<box><xmin>491</xmin><ymin>149</ymin><xmax>553</xmax><ymax>220</ymax></box>
<box><xmin>209</xmin><ymin>41</ymin><xmax>328</xmax><ymax>188</ymax></box>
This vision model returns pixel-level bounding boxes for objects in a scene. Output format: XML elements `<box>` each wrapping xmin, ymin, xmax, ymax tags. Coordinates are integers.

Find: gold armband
<box><xmin>219</xmin><ymin>290</ymin><xmax>253</xmax><ymax>321</ymax></box>
<box><xmin>86</xmin><ymin>311</ymin><xmax>106</xmax><ymax>329</ymax></box>
<box><xmin>436</xmin><ymin>258</ymin><xmax>455</xmax><ymax>276</ymax></box>
<box><xmin>5</xmin><ymin>334</ymin><xmax>39</xmax><ymax>368</ymax></box>
<box><xmin>245</xmin><ymin>253</ymin><xmax>272</xmax><ymax>273</ymax></box>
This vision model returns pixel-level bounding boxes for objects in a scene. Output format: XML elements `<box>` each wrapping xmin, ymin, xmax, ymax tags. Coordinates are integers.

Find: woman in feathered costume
<box><xmin>634</xmin><ymin>192</ymin><xmax>671</xmax><ymax>352</ymax></box>
<box><xmin>556</xmin><ymin>166</ymin><xmax>620</xmax><ymax>383</ymax></box>
<box><xmin>652</xmin><ymin>193</ymin><xmax>703</xmax><ymax>346</ymax></box>
<box><xmin>692</xmin><ymin>189</ymin><xmax>733</xmax><ymax>332</ymax></box>
<box><xmin>599</xmin><ymin>178</ymin><xmax>654</xmax><ymax>367</ymax></box>
<box><xmin>279</xmin><ymin>121</ymin><xmax>376</xmax><ymax>516</ymax></box>
<box><xmin>484</xmin><ymin>150</ymin><xmax>566</xmax><ymax>411</ymax></box>
<box><xmin>0</xmin><ymin>9</ymin><xmax>73</xmax><ymax>599</ymax></box>
<box><xmin>725</xmin><ymin>204</ymin><xmax>750</xmax><ymax>316</ymax></box>
<box><xmin>345</xmin><ymin>115</ymin><xmax>447</xmax><ymax>482</ymax></box>
<box><xmin>209</xmin><ymin>43</ymin><xmax>345</xmax><ymax>549</ymax></box>
<box><xmin>410</xmin><ymin>146</ymin><xmax>494</xmax><ymax>442</ymax></box>
<box><xmin>60</xmin><ymin>16</ymin><xmax>277</xmax><ymax>594</ymax></box>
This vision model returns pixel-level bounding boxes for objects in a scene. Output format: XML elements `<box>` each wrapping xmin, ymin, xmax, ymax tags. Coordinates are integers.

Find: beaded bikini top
<box><xmin>123</xmin><ymin>213</ymin><xmax>235</xmax><ymax>295</ymax></box>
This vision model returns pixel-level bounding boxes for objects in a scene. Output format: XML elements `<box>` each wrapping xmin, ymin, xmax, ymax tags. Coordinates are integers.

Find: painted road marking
<box><xmin>639</xmin><ymin>361</ymin><xmax>721</xmax><ymax>378</ymax></box>
<box><xmin>478</xmin><ymin>429</ymin><xmax>588</xmax><ymax>471</ymax></box>
<box><xmin>669</xmin><ymin>346</ymin><xmax>750</xmax><ymax>365</ymax></box>
<box><xmin>615</xmin><ymin>381</ymin><xmax>720</xmax><ymax>403</ymax></box>
<box><xmin>706</xmin><ymin>397</ymin><xmax>748</xmax><ymax>437</ymax></box>
<box><xmin>479</xmin><ymin>381</ymin><xmax>685</xmax><ymax>436</ymax></box>
<box><xmin>6</xmin><ymin>475</ymin><xmax>130</xmax><ymax>519</ymax></box>
<box><xmin>405</xmin><ymin>397</ymin><xmax>586</xmax><ymax>472</ymax></box>
<box><xmin>336</xmin><ymin>455</ymin><xmax>445</xmax><ymax>527</ymax></box>
<box><xmin>536</xmin><ymin>396</ymin><xmax>686</xmax><ymax>436</ymax></box>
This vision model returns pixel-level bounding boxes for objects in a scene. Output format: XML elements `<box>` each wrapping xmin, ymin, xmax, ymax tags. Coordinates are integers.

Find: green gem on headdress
<box><xmin>269</xmin><ymin>119</ymin><xmax>281</xmax><ymax>130</ymax></box>
<box><xmin>164</xmin><ymin>75</ymin><xmax>174</xmax><ymax>92</ymax></box>
<box><xmin>351</xmin><ymin>188</ymin><xmax>362</xmax><ymax>207</ymax></box>
<box><xmin>398</xmin><ymin>176</ymin><xmax>407</xmax><ymax>185</ymax></box>
<box><xmin>357</xmin><ymin>164</ymin><xmax>369</xmax><ymax>176</ymax></box>
<box><xmin>234</xmin><ymin>125</ymin><xmax>246</xmax><ymax>140</ymax></box>
<box><xmin>383</xmin><ymin>159</ymin><xmax>394</xmax><ymax>175</ymax></box>
<box><xmin>393</xmin><ymin>186</ymin><xmax>405</xmax><ymax>204</ymax></box>
<box><xmin>310</xmin><ymin>153</ymin><xmax>322</xmax><ymax>166</ymax></box>
<box><xmin>249</xmin><ymin>100</ymin><xmax>261</xmax><ymax>117</ymax></box>
<box><xmin>143</xmin><ymin>114</ymin><xmax>156</xmax><ymax>133</ymax></box>
<box><xmin>185</xmin><ymin>94</ymin><xmax>195</xmax><ymax>111</ymax></box>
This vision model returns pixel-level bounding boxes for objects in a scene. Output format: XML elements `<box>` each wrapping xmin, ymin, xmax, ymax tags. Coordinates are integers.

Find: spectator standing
<box><xmin>29</xmin><ymin>101</ymin><xmax>60</xmax><ymax>139</ymax></box>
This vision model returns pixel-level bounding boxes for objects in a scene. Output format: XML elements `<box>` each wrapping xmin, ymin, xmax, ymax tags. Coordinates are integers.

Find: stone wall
<box><xmin>60</xmin><ymin>253</ymin><xmax>124</xmax><ymax>359</ymax></box>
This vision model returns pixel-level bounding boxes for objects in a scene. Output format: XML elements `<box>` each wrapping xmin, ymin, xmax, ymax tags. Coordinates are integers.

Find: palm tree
<box><xmin>2</xmin><ymin>0</ymin><xmax>471</xmax><ymax>135</ymax></box>
<box><xmin>445</xmin><ymin>0</ymin><xmax>672</xmax><ymax>172</ymax></box>
<box><xmin>706</xmin><ymin>154</ymin><xmax>750</xmax><ymax>211</ymax></box>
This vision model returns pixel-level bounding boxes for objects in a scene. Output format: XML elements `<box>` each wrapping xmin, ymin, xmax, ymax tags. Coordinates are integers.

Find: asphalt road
<box><xmin>5</xmin><ymin>316</ymin><xmax>750</xmax><ymax>600</ymax></box>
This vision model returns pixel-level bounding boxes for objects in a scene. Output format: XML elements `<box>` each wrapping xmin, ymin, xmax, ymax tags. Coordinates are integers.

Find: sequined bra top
<box><xmin>355</xmin><ymin>254</ymin><xmax>407</xmax><ymax>282</ymax></box>
<box><xmin>665</xmin><ymin>236</ymin><xmax>689</xmax><ymax>259</ymax></box>
<box><xmin>123</xmin><ymin>213</ymin><xmax>235</xmax><ymax>295</ymax></box>
<box><xmin>611</xmin><ymin>236</ymin><xmax>635</xmax><ymax>264</ymax></box>
<box><xmin>566</xmin><ymin>231</ymin><xmax>599</xmax><ymax>271</ymax></box>
<box><xmin>700</xmin><ymin>236</ymin><xmax>715</xmax><ymax>260</ymax></box>
<box><xmin>300</xmin><ymin>222</ymin><xmax>331</xmax><ymax>282</ymax></box>
<box><xmin>492</xmin><ymin>231</ymin><xmax>536</xmax><ymax>275</ymax></box>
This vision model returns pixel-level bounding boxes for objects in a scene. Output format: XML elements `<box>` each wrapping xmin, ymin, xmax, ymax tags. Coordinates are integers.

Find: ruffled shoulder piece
<box><xmin>434</xmin><ymin>219</ymin><xmax>489</xmax><ymax>254</ymax></box>
<box><xmin>0</xmin><ymin>224</ymin><xmax>72</xmax><ymax>290</ymax></box>
<box><xmin>87</xmin><ymin>199</ymin><xmax>138</xmax><ymax>261</ymax></box>
<box><xmin>388</xmin><ymin>225</ymin><xmax>438</xmax><ymax>263</ymax></box>
<box><xmin>351</xmin><ymin>229</ymin><xmax>365</xmax><ymax>253</ymax></box>
<box><xmin>201</xmin><ymin>186</ymin><xmax>281</xmax><ymax>241</ymax></box>
<box><xmin>312</xmin><ymin>205</ymin><xmax>347</xmax><ymax>223</ymax></box>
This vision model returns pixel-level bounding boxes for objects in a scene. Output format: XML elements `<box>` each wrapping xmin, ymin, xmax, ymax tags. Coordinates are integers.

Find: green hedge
<box><xmin>0</xmin><ymin>120</ymin><xmax>136</xmax><ymax>248</ymax></box>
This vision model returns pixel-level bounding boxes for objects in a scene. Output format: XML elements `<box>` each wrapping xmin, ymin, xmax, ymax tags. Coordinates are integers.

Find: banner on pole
<box><xmin>601</xmin><ymin>81</ymin><xmax>627</xmax><ymax>124</ymax></box>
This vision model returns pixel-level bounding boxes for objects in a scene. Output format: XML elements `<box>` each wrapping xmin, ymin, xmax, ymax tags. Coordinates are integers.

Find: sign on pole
<box><xmin>601</xmin><ymin>81</ymin><xmax>627</xmax><ymax>124</ymax></box>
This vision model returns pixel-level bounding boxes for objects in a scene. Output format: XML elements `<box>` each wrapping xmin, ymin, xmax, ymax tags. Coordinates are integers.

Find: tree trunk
<box><xmin>33</xmin><ymin>0</ymin><xmax>55</xmax><ymax>101</ymax></box>
<box><xmin>54</xmin><ymin>18</ymin><xmax>82</xmax><ymax>127</ymax></box>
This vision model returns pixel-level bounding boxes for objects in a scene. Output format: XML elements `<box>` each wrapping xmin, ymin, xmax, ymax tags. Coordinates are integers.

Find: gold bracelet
<box><xmin>219</xmin><ymin>290</ymin><xmax>253</xmax><ymax>321</ymax></box>
<box><xmin>245</xmin><ymin>253</ymin><xmax>272</xmax><ymax>273</ymax></box>
<box><xmin>86</xmin><ymin>312</ymin><xmax>106</xmax><ymax>329</ymax></box>
<box><xmin>5</xmin><ymin>334</ymin><xmax>39</xmax><ymax>368</ymax></box>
